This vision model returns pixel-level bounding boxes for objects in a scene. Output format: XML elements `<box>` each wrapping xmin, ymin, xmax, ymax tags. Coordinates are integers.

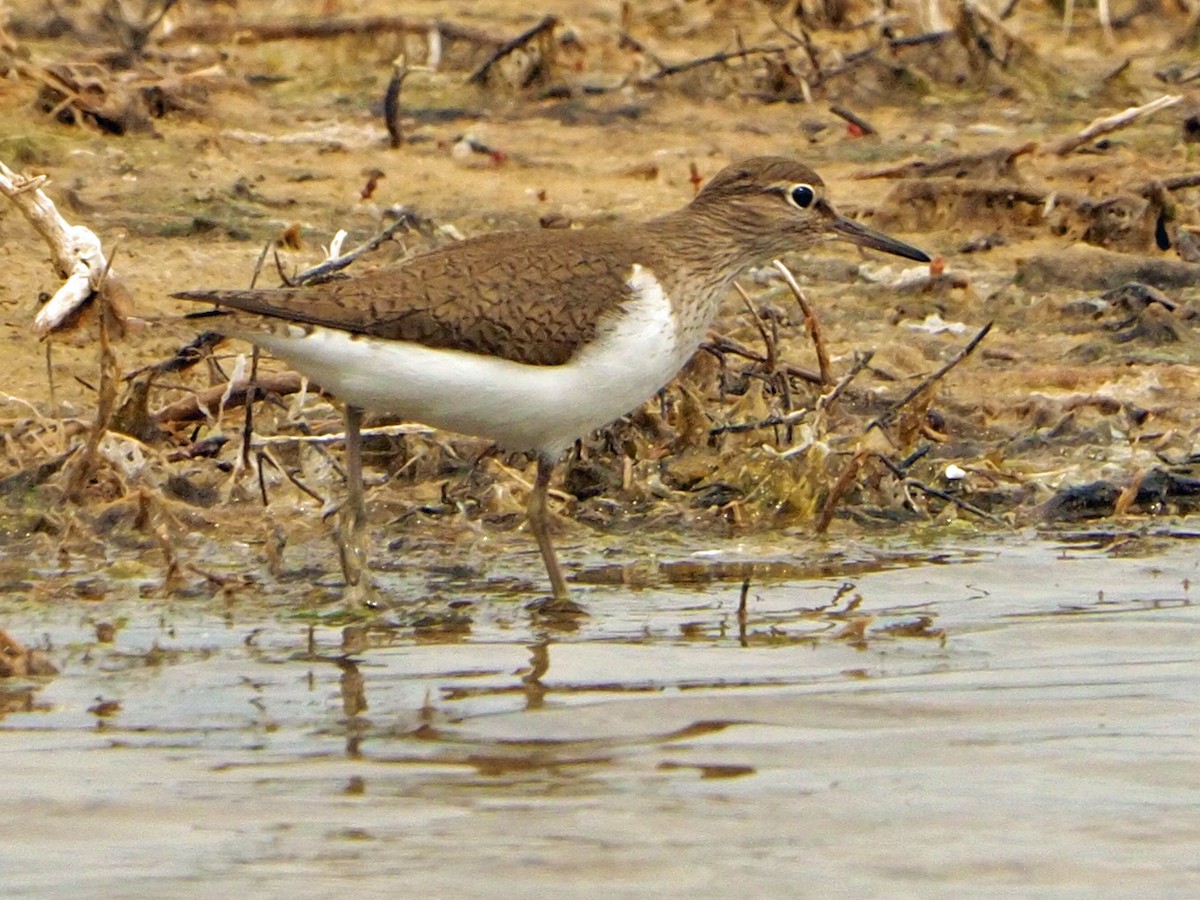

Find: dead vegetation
<box><xmin>3</xmin><ymin>0</ymin><xmax>1200</xmax><ymax>611</ymax></box>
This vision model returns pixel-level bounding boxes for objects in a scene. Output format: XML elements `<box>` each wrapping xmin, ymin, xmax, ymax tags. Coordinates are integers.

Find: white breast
<box><xmin>244</xmin><ymin>264</ymin><xmax>692</xmax><ymax>456</ymax></box>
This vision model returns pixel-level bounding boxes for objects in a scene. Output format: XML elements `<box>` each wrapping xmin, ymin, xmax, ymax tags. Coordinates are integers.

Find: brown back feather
<box><xmin>175</xmin><ymin>227</ymin><xmax>652</xmax><ymax>366</ymax></box>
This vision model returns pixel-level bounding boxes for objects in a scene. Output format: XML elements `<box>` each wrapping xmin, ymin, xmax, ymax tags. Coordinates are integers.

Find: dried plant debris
<box><xmin>18</xmin><ymin>59</ymin><xmax>225</xmax><ymax>134</ymax></box>
<box><xmin>1040</xmin><ymin>468</ymin><xmax>1200</xmax><ymax>523</ymax></box>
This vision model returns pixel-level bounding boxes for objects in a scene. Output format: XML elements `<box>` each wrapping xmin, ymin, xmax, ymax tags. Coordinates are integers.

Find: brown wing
<box><xmin>174</xmin><ymin>228</ymin><xmax>645</xmax><ymax>366</ymax></box>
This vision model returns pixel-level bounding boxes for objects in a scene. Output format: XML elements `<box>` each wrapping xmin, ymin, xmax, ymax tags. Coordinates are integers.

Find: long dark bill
<box><xmin>831</xmin><ymin>213</ymin><xmax>931</xmax><ymax>263</ymax></box>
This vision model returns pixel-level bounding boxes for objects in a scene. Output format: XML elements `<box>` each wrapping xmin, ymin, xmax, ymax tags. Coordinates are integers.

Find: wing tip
<box><xmin>173</xmin><ymin>290</ymin><xmax>228</xmax><ymax>303</ymax></box>
<box><xmin>183</xmin><ymin>308</ymin><xmax>231</xmax><ymax>321</ymax></box>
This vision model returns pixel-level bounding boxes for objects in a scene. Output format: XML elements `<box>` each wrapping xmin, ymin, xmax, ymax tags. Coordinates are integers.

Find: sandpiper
<box><xmin>176</xmin><ymin>157</ymin><xmax>930</xmax><ymax>607</ymax></box>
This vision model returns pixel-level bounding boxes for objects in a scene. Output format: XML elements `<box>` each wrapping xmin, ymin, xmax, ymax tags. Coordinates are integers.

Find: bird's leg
<box><xmin>343</xmin><ymin>405</ymin><xmax>367</xmax><ymax>529</ymax></box>
<box><xmin>336</xmin><ymin>404</ymin><xmax>380</xmax><ymax>609</ymax></box>
<box><xmin>528</xmin><ymin>455</ymin><xmax>570</xmax><ymax>603</ymax></box>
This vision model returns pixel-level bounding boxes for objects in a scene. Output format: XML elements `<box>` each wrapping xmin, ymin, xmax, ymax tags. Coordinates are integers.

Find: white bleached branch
<box><xmin>0</xmin><ymin>159</ymin><xmax>120</xmax><ymax>336</ymax></box>
<box><xmin>1051</xmin><ymin>94</ymin><xmax>1182</xmax><ymax>156</ymax></box>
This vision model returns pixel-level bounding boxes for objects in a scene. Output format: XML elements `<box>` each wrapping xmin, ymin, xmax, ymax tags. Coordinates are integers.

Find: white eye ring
<box><xmin>789</xmin><ymin>184</ymin><xmax>816</xmax><ymax>209</ymax></box>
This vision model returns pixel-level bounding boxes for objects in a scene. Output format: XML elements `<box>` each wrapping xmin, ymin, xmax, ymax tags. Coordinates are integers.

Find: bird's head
<box><xmin>692</xmin><ymin>156</ymin><xmax>931</xmax><ymax>263</ymax></box>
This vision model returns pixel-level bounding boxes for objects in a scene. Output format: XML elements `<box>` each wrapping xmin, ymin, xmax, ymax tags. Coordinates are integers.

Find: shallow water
<box><xmin>3</xmin><ymin>527</ymin><xmax>1199</xmax><ymax>897</ymax></box>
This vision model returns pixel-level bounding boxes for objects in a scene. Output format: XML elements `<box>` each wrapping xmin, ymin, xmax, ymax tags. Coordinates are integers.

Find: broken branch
<box><xmin>772</xmin><ymin>260</ymin><xmax>832</xmax><ymax>385</ymax></box>
<box><xmin>1051</xmin><ymin>94</ymin><xmax>1182</xmax><ymax>155</ymax></box>
<box><xmin>0</xmin><ymin>160</ymin><xmax>123</xmax><ymax>337</ymax></box>
<box><xmin>467</xmin><ymin>15</ymin><xmax>559</xmax><ymax>86</ymax></box>
<box><xmin>643</xmin><ymin>44</ymin><xmax>785</xmax><ymax>82</ymax></box>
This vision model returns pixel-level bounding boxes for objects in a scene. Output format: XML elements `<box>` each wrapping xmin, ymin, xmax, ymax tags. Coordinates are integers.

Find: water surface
<box><xmin>2</xmin><ymin>528</ymin><xmax>1198</xmax><ymax>896</ymax></box>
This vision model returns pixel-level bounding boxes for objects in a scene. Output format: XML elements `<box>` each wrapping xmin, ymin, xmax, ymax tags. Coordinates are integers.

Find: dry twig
<box><xmin>154</xmin><ymin>373</ymin><xmax>312</xmax><ymax>424</ymax></box>
<box><xmin>868</xmin><ymin>322</ymin><xmax>993</xmax><ymax>433</ymax></box>
<box><xmin>642</xmin><ymin>44</ymin><xmax>784</xmax><ymax>83</ymax></box>
<box><xmin>467</xmin><ymin>15</ymin><xmax>559</xmax><ymax>86</ymax></box>
<box><xmin>772</xmin><ymin>260</ymin><xmax>831</xmax><ymax>385</ymax></box>
<box><xmin>709</xmin><ymin>407</ymin><xmax>810</xmax><ymax>437</ymax></box>
<box><xmin>817</xmin><ymin>350</ymin><xmax>875</xmax><ymax>414</ymax></box>
<box><xmin>702</xmin><ymin>335</ymin><xmax>822</xmax><ymax>385</ymax></box>
<box><xmin>733</xmin><ymin>282</ymin><xmax>777</xmax><ymax>373</ymax></box>
<box><xmin>854</xmin><ymin>143</ymin><xmax>1036</xmax><ymax>180</ymax></box>
<box><xmin>383</xmin><ymin>56</ymin><xmax>434</xmax><ymax>147</ymax></box>
<box><xmin>816</xmin><ymin>448</ymin><xmax>868</xmax><ymax>534</ymax></box>
<box><xmin>1051</xmin><ymin>94</ymin><xmax>1182</xmax><ymax>155</ymax></box>
<box><xmin>873</xmin><ymin>453</ymin><xmax>1006</xmax><ymax>525</ymax></box>
<box><xmin>63</xmin><ymin>262</ymin><xmax>119</xmax><ymax>500</ymax></box>
<box><xmin>829</xmin><ymin>105</ymin><xmax>878</xmax><ymax>137</ymax></box>
<box><xmin>1136</xmin><ymin>172</ymin><xmax>1200</xmax><ymax>196</ymax></box>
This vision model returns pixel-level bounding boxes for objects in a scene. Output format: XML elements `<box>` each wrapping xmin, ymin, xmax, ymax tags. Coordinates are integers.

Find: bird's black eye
<box><xmin>789</xmin><ymin>184</ymin><xmax>816</xmax><ymax>209</ymax></box>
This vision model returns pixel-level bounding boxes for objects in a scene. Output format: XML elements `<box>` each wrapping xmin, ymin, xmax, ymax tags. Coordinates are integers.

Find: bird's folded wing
<box><xmin>174</xmin><ymin>229</ymin><xmax>641</xmax><ymax>366</ymax></box>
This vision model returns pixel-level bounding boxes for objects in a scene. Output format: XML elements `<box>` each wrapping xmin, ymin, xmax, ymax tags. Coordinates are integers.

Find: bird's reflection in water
<box><xmin>521</xmin><ymin>640</ymin><xmax>551</xmax><ymax>710</ymax></box>
<box><xmin>338</xmin><ymin>657</ymin><xmax>368</xmax><ymax>757</ymax></box>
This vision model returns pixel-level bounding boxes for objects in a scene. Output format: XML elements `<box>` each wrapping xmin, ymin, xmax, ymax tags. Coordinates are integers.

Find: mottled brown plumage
<box><xmin>173</xmin><ymin>157</ymin><xmax>931</xmax><ymax>607</ymax></box>
<box><xmin>178</xmin><ymin>228</ymin><xmax>665</xmax><ymax>365</ymax></box>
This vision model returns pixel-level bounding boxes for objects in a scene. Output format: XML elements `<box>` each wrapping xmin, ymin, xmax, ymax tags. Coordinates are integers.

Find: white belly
<box><xmin>243</xmin><ymin>265</ymin><xmax>691</xmax><ymax>455</ymax></box>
